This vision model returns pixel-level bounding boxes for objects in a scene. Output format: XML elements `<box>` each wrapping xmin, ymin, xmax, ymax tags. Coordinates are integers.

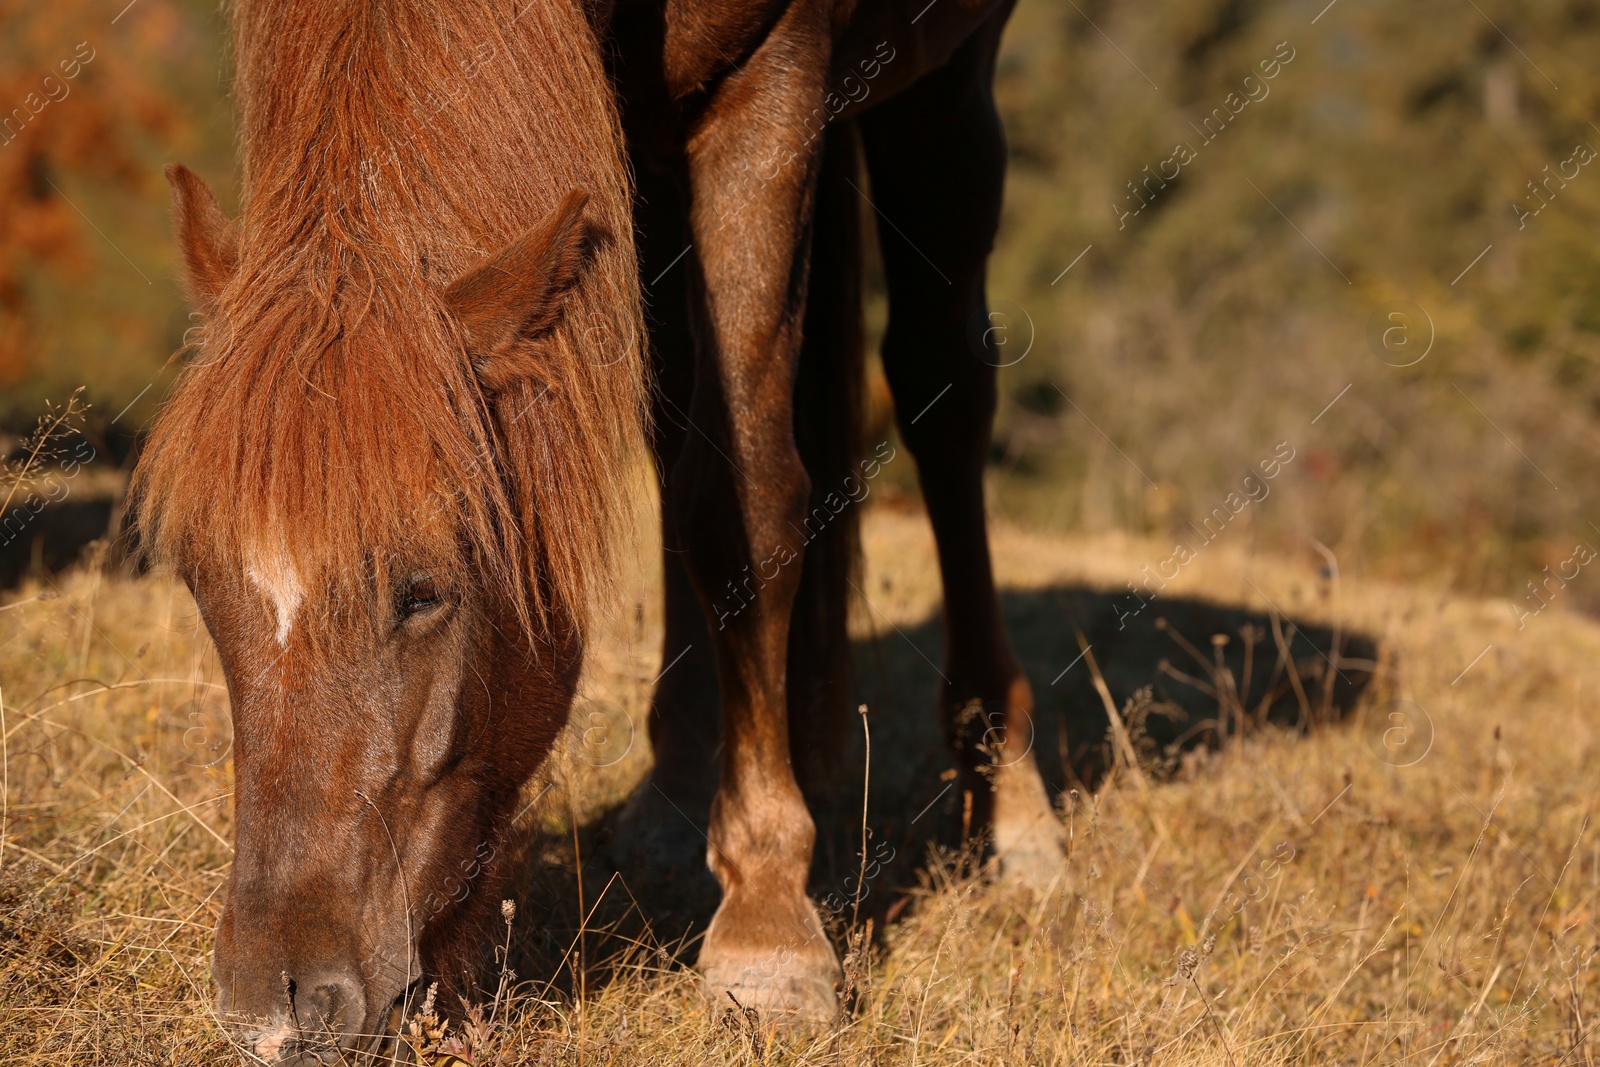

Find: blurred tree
<box><xmin>0</xmin><ymin>0</ymin><xmax>231</xmax><ymax>426</ymax></box>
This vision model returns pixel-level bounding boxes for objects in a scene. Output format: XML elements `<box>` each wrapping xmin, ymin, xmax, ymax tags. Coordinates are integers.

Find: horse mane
<box><xmin>134</xmin><ymin>0</ymin><xmax>644</xmax><ymax>636</ymax></box>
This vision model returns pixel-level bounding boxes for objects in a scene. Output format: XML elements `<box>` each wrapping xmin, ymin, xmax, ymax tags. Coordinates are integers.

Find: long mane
<box><xmin>134</xmin><ymin>0</ymin><xmax>644</xmax><ymax>634</ymax></box>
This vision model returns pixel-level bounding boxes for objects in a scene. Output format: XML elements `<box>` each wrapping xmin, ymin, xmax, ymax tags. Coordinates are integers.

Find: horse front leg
<box><xmin>666</xmin><ymin>0</ymin><xmax>841</xmax><ymax>1021</ymax></box>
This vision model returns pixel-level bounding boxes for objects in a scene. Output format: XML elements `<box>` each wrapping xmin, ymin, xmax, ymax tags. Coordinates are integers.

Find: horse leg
<box><xmin>859</xmin><ymin>2</ymin><xmax>1066</xmax><ymax>888</ymax></box>
<box><xmin>670</xmin><ymin>0</ymin><xmax>840</xmax><ymax>1018</ymax></box>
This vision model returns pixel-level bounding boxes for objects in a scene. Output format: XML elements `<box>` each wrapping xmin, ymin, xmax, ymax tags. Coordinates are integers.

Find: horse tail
<box><xmin>788</xmin><ymin>118</ymin><xmax>866</xmax><ymax>798</ymax></box>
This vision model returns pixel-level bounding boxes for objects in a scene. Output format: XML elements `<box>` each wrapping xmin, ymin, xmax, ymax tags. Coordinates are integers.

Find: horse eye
<box><xmin>399</xmin><ymin>577</ymin><xmax>442</xmax><ymax>617</ymax></box>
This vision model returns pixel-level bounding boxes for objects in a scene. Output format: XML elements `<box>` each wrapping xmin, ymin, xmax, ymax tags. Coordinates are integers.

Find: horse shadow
<box><xmin>503</xmin><ymin>583</ymin><xmax>1379</xmax><ymax>994</ymax></box>
<box><xmin>0</xmin><ymin>498</ymin><xmax>119</xmax><ymax>588</ymax></box>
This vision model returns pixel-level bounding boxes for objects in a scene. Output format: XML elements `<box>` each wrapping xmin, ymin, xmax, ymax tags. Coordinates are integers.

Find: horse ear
<box><xmin>444</xmin><ymin>189</ymin><xmax>593</xmax><ymax>393</ymax></box>
<box><xmin>165</xmin><ymin>164</ymin><xmax>238</xmax><ymax>315</ymax></box>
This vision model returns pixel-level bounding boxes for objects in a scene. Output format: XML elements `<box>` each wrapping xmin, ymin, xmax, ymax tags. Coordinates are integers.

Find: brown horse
<box><xmin>136</xmin><ymin>0</ymin><xmax>1061</xmax><ymax>1057</ymax></box>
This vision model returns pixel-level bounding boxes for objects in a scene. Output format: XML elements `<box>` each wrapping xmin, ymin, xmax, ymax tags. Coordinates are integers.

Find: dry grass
<box><xmin>3</xmin><ymin>502</ymin><xmax>1599</xmax><ymax>1065</ymax></box>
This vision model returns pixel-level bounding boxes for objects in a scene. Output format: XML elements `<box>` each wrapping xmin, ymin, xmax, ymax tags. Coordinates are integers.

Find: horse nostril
<box><xmin>298</xmin><ymin>981</ymin><xmax>343</xmax><ymax>1031</ymax></box>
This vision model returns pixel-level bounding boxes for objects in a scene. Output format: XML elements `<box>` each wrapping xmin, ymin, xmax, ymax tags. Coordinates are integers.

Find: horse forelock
<box><xmin>135</xmin><ymin>0</ymin><xmax>645</xmax><ymax>639</ymax></box>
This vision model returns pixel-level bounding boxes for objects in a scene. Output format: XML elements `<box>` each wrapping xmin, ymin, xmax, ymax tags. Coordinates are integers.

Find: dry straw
<box><xmin>2</xmin><ymin>506</ymin><xmax>1599</xmax><ymax>1063</ymax></box>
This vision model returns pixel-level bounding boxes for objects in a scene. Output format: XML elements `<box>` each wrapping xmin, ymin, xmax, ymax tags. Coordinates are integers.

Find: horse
<box><xmin>135</xmin><ymin>0</ymin><xmax>1062</xmax><ymax>1057</ymax></box>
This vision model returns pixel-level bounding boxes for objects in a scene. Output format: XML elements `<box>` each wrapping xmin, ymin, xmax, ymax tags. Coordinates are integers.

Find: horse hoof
<box><xmin>994</xmin><ymin>821</ymin><xmax>1068</xmax><ymax>893</ymax></box>
<box><xmin>697</xmin><ymin>889</ymin><xmax>841</xmax><ymax>1023</ymax></box>
<box><xmin>699</xmin><ymin>949</ymin><xmax>840</xmax><ymax>1022</ymax></box>
<box><xmin>991</xmin><ymin>759</ymin><xmax>1068</xmax><ymax>894</ymax></box>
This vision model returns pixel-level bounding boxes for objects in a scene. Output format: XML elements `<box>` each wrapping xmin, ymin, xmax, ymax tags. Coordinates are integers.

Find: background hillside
<box><xmin>6</xmin><ymin>0</ymin><xmax>1599</xmax><ymax>607</ymax></box>
<box><xmin>981</xmin><ymin>0</ymin><xmax>1600</xmax><ymax>604</ymax></box>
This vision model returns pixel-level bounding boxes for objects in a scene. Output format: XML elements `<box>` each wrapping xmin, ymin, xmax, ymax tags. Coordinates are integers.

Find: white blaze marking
<box><xmin>246</xmin><ymin>551</ymin><xmax>304</xmax><ymax>646</ymax></box>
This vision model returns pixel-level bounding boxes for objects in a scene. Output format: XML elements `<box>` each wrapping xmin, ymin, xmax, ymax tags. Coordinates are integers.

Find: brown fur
<box><xmin>135</xmin><ymin>0</ymin><xmax>644</xmax><ymax>637</ymax></box>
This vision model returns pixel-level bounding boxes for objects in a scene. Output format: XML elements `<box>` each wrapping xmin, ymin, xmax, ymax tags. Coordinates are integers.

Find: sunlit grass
<box><xmin>3</xmin><ymin>505</ymin><xmax>1599</xmax><ymax>1063</ymax></box>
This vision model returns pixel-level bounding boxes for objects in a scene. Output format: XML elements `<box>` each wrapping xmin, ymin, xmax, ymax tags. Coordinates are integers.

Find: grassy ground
<box><xmin>3</xmin><ymin>502</ymin><xmax>1599</xmax><ymax>1064</ymax></box>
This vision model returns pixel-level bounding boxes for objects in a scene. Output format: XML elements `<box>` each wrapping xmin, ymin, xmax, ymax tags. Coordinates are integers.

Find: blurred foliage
<box><xmin>0</xmin><ymin>0</ymin><xmax>231</xmax><ymax>429</ymax></box>
<box><xmin>977</xmin><ymin>0</ymin><xmax>1600</xmax><ymax>598</ymax></box>
<box><xmin>3</xmin><ymin>0</ymin><xmax>1599</xmax><ymax>598</ymax></box>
